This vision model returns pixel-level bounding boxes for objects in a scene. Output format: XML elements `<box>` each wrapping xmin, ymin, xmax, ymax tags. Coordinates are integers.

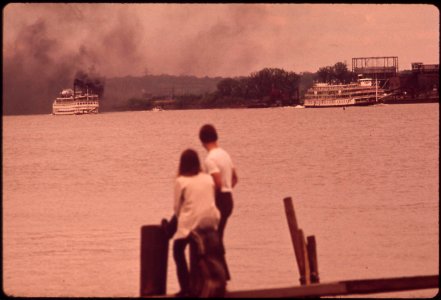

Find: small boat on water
<box><xmin>303</xmin><ymin>78</ymin><xmax>385</xmax><ymax>108</ymax></box>
<box><xmin>52</xmin><ymin>88</ymin><xmax>99</xmax><ymax>115</ymax></box>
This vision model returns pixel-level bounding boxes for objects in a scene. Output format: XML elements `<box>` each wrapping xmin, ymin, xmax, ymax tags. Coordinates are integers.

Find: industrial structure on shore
<box><xmin>351</xmin><ymin>56</ymin><xmax>439</xmax><ymax>104</ymax></box>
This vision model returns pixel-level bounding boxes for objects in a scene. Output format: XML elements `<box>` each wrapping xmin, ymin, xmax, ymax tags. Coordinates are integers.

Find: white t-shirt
<box><xmin>204</xmin><ymin>147</ymin><xmax>234</xmax><ymax>192</ymax></box>
<box><xmin>173</xmin><ymin>172</ymin><xmax>220</xmax><ymax>239</ymax></box>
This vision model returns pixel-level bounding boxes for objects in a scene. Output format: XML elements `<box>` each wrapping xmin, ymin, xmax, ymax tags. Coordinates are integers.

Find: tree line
<box><xmin>123</xmin><ymin>61</ymin><xmax>355</xmax><ymax>110</ymax></box>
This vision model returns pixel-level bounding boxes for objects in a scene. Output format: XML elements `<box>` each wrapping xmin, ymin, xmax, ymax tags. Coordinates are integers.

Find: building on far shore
<box><xmin>352</xmin><ymin>56</ymin><xmax>398</xmax><ymax>89</ymax></box>
<box><xmin>386</xmin><ymin>62</ymin><xmax>439</xmax><ymax>103</ymax></box>
<box><xmin>351</xmin><ymin>56</ymin><xmax>438</xmax><ymax>103</ymax></box>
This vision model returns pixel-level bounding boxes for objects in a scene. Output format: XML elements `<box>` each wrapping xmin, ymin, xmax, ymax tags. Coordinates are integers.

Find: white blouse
<box><xmin>173</xmin><ymin>172</ymin><xmax>220</xmax><ymax>239</ymax></box>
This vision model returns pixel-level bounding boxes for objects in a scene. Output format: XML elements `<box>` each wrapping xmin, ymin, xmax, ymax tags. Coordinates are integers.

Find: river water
<box><xmin>2</xmin><ymin>104</ymin><xmax>439</xmax><ymax>297</ymax></box>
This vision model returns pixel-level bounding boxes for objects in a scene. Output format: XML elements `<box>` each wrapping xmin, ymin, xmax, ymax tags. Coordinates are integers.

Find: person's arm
<box><xmin>232</xmin><ymin>168</ymin><xmax>238</xmax><ymax>188</ymax></box>
<box><xmin>211</xmin><ymin>172</ymin><xmax>223</xmax><ymax>190</ymax></box>
<box><xmin>205</xmin><ymin>158</ymin><xmax>222</xmax><ymax>190</ymax></box>
<box><xmin>174</xmin><ymin>180</ymin><xmax>184</xmax><ymax>217</ymax></box>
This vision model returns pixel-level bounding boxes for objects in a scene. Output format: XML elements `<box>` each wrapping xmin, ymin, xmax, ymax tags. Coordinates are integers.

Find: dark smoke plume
<box><xmin>3</xmin><ymin>5</ymin><xmax>141</xmax><ymax>115</ymax></box>
<box><xmin>3</xmin><ymin>19</ymin><xmax>75</xmax><ymax>115</ymax></box>
<box><xmin>74</xmin><ymin>70</ymin><xmax>105</xmax><ymax>98</ymax></box>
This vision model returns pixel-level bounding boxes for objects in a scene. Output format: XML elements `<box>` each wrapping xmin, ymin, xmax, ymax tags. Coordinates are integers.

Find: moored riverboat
<box><xmin>303</xmin><ymin>78</ymin><xmax>384</xmax><ymax>108</ymax></box>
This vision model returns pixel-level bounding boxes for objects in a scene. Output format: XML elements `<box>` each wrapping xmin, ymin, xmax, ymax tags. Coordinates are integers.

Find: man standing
<box><xmin>199</xmin><ymin>124</ymin><xmax>238</xmax><ymax>281</ymax></box>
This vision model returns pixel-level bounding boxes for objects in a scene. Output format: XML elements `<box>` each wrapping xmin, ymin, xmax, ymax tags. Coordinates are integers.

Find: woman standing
<box><xmin>172</xmin><ymin>149</ymin><xmax>220</xmax><ymax>297</ymax></box>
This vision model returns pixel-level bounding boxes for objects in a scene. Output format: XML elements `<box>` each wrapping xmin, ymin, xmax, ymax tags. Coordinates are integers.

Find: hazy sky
<box><xmin>3</xmin><ymin>3</ymin><xmax>439</xmax><ymax>78</ymax></box>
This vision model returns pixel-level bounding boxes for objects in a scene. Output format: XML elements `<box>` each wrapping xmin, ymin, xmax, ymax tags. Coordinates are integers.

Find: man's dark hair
<box><xmin>179</xmin><ymin>149</ymin><xmax>201</xmax><ymax>176</ymax></box>
<box><xmin>199</xmin><ymin>124</ymin><xmax>218</xmax><ymax>143</ymax></box>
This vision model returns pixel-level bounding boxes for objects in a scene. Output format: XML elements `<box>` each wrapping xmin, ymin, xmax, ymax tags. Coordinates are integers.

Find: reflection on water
<box><xmin>2</xmin><ymin>104</ymin><xmax>439</xmax><ymax>297</ymax></box>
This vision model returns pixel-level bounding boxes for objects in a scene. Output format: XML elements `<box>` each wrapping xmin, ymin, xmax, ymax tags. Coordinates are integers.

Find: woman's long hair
<box><xmin>178</xmin><ymin>149</ymin><xmax>201</xmax><ymax>176</ymax></box>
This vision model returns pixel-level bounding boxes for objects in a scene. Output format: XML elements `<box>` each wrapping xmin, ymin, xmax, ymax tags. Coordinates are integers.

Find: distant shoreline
<box><xmin>2</xmin><ymin>98</ymin><xmax>439</xmax><ymax>117</ymax></box>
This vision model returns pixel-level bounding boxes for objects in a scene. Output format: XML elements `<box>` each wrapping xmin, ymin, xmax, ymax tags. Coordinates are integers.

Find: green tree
<box><xmin>249</xmin><ymin>68</ymin><xmax>300</xmax><ymax>103</ymax></box>
<box><xmin>333</xmin><ymin>62</ymin><xmax>356</xmax><ymax>83</ymax></box>
<box><xmin>333</xmin><ymin>62</ymin><xmax>348</xmax><ymax>83</ymax></box>
<box><xmin>299</xmin><ymin>72</ymin><xmax>315</xmax><ymax>98</ymax></box>
<box><xmin>216</xmin><ymin>78</ymin><xmax>238</xmax><ymax>97</ymax></box>
<box><xmin>317</xmin><ymin>66</ymin><xmax>334</xmax><ymax>83</ymax></box>
<box><xmin>316</xmin><ymin>62</ymin><xmax>357</xmax><ymax>84</ymax></box>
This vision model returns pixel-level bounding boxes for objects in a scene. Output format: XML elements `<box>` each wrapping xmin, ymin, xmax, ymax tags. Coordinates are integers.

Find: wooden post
<box><xmin>140</xmin><ymin>225</ymin><xmax>169</xmax><ymax>296</ymax></box>
<box><xmin>298</xmin><ymin>229</ymin><xmax>311</xmax><ymax>285</ymax></box>
<box><xmin>284</xmin><ymin>197</ymin><xmax>308</xmax><ymax>285</ymax></box>
<box><xmin>307</xmin><ymin>235</ymin><xmax>320</xmax><ymax>283</ymax></box>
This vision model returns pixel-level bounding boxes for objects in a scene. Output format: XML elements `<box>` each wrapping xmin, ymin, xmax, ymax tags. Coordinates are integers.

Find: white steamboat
<box><xmin>52</xmin><ymin>88</ymin><xmax>99</xmax><ymax>115</ymax></box>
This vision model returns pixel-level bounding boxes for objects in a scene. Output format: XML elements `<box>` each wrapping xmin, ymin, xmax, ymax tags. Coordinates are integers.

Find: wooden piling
<box><xmin>140</xmin><ymin>225</ymin><xmax>169</xmax><ymax>297</ymax></box>
<box><xmin>284</xmin><ymin>197</ymin><xmax>319</xmax><ymax>286</ymax></box>
<box><xmin>297</xmin><ymin>229</ymin><xmax>311</xmax><ymax>285</ymax></box>
<box><xmin>283</xmin><ymin>197</ymin><xmax>306</xmax><ymax>285</ymax></box>
<box><xmin>307</xmin><ymin>235</ymin><xmax>319</xmax><ymax>283</ymax></box>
